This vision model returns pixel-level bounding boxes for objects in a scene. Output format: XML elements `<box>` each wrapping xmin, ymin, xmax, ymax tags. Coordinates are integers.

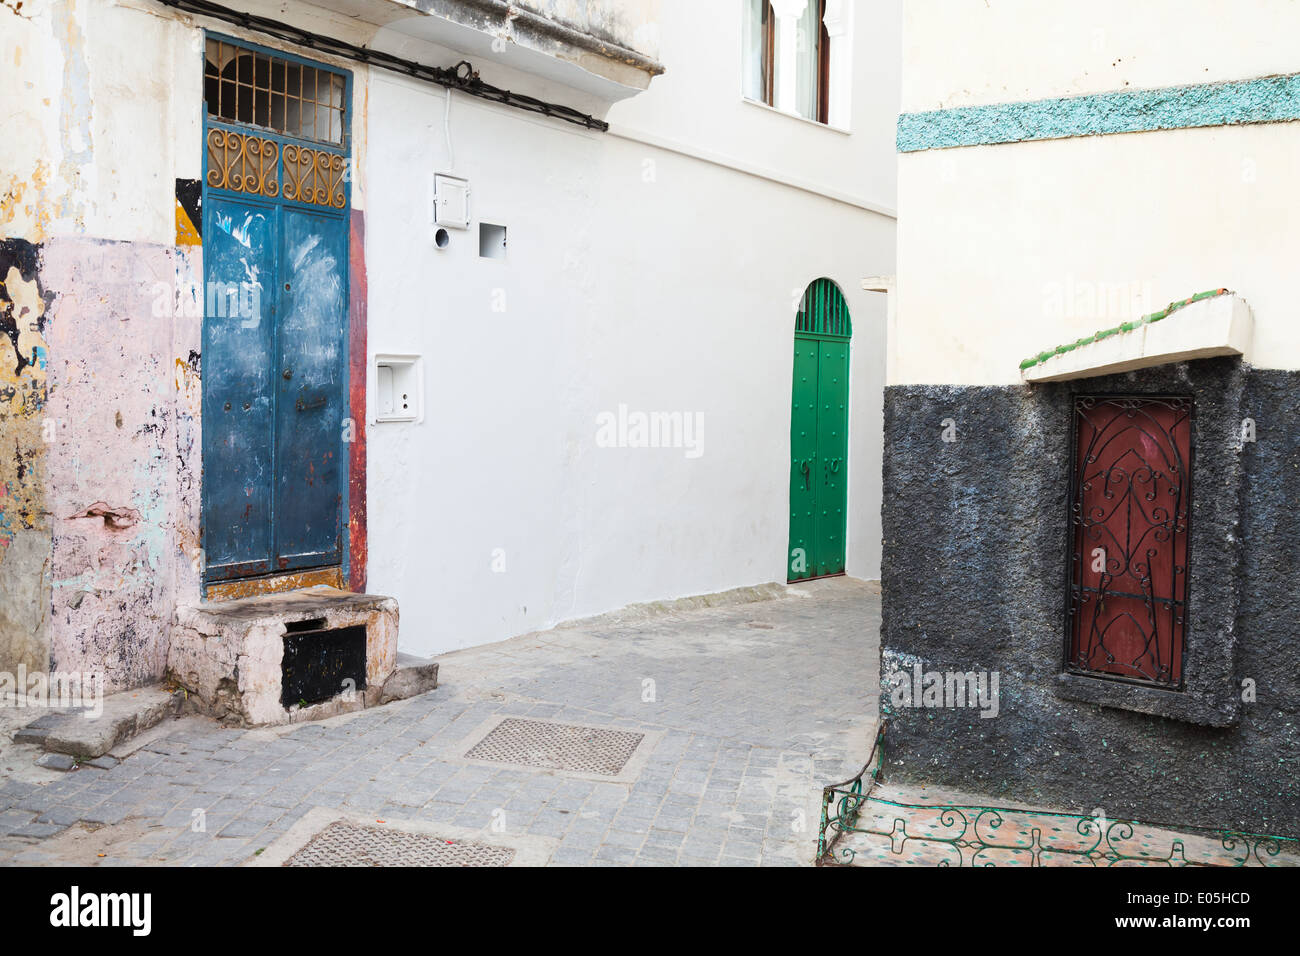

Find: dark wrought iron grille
<box><xmin>795</xmin><ymin>278</ymin><xmax>851</xmax><ymax>338</ymax></box>
<box><xmin>205</xmin><ymin>38</ymin><xmax>346</xmax><ymax>146</ymax></box>
<box><xmin>281</xmin><ymin>623</ymin><xmax>367</xmax><ymax>708</ymax></box>
<box><xmin>817</xmin><ymin>723</ymin><xmax>1298</xmax><ymax>867</ymax></box>
<box><xmin>1066</xmin><ymin>395</ymin><xmax>1192</xmax><ymax>687</ymax></box>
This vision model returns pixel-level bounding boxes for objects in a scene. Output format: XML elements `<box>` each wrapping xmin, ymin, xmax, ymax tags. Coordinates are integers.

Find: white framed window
<box><xmin>742</xmin><ymin>0</ymin><xmax>852</xmax><ymax>128</ymax></box>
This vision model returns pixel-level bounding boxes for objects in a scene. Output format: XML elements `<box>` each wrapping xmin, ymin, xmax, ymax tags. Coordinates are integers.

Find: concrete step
<box><xmin>169</xmin><ymin>586</ymin><xmax>401</xmax><ymax>726</ymax></box>
<box><xmin>381</xmin><ymin>653</ymin><xmax>440</xmax><ymax>703</ymax></box>
<box><xmin>14</xmin><ymin>686</ymin><xmax>183</xmax><ymax>763</ymax></box>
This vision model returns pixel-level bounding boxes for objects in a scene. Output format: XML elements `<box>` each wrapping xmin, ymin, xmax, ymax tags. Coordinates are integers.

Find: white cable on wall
<box><xmin>443</xmin><ymin>87</ymin><xmax>455</xmax><ymax>170</ymax></box>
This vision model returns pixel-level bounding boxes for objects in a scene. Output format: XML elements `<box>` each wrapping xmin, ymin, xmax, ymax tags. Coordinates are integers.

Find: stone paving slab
<box><xmin>0</xmin><ymin>577</ymin><xmax>880</xmax><ymax>866</ymax></box>
<box><xmin>24</xmin><ymin>688</ymin><xmax>181</xmax><ymax>759</ymax></box>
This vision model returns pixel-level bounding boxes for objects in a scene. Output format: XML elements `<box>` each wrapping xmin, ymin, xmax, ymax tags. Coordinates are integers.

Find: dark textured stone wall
<box><xmin>880</xmin><ymin>359</ymin><xmax>1299</xmax><ymax>835</ymax></box>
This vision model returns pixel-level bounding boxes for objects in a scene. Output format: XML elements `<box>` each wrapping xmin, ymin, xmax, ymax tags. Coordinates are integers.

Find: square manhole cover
<box><xmin>464</xmin><ymin>717</ymin><xmax>645</xmax><ymax>776</ymax></box>
<box><xmin>285</xmin><ymin>822</ymin><xmax>516</xmax><ymax>867</ymax></box>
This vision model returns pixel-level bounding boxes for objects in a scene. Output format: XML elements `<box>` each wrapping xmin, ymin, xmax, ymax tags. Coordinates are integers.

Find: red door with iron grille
<box><xmin>1067</xmin><ymin>396</ymin><xmax>1191</xmax><ymax>686</ymax></box>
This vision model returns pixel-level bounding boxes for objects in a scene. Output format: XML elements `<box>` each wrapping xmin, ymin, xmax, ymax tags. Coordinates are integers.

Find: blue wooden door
<box><xmin>202</xmin><ymin>197</ymin><xmax>278</xmax><ymax>579</ymax></box>
<box><xmin>274</xmin><ymin>208</ymin><xmax>347</xmax><ymax>571</ymax></box>
<box><xmin>200</xmin><ymin>35</ymin><xmax>351</xmax><ymax>584</ymax></box>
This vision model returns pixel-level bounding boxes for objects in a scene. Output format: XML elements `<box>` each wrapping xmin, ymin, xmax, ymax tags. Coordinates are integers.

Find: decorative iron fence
<box><xmin>817</xmin><ymin>723</ymin><xmax>1297</xmax><ymax>867</ymax></box>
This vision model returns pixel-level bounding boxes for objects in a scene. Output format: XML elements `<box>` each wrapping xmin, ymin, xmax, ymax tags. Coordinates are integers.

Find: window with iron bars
<box><xmin>1065</xmin><ymin>395</ymin><xmax>1192</xmax><ymax>689</ymax></box>
<box><xmin>204</xmin><ymin>37</ymin><xmax>347</xmax><ymax>147</ymax></box>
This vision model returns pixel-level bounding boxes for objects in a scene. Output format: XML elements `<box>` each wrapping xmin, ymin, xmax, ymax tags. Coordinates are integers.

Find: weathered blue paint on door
<box><xmin>202</xmin><ymin>196</ymin><xmax>277</xmax><ymax>579</ymax></box>
<box><xmin>200</xmin><ymin>35</ymin><xmax>351</xmax><ymax>583</ymax></box>
<box><xmin>275</xmin><ymin>208</ymin><xmax>347</xmax><ymax>570</ymax></box>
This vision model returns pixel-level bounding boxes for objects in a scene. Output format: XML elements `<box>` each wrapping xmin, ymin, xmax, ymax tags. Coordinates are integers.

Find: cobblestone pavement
<box><xmin>0</xmin><ymin>577</ymin><xmax>881</xmax><ymax>867</ymax></box>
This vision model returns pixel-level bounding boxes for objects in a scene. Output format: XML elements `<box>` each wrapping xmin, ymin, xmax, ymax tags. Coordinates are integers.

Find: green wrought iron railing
<box><xmin>817</xmin><ymin>722</ymin><xmax>1298</xmax><ymax>867</ymax></box>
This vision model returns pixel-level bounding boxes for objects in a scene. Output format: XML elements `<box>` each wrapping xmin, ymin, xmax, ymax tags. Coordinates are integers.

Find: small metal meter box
<box><xmin>433</xmin><ymin>174</ymin><xmax>470</xmax><ymax>229</ymax></box>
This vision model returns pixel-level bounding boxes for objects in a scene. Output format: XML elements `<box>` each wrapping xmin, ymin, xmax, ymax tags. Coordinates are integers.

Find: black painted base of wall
<box><xmin>881</xmin><ymin>359</ymin><xmax>1300</xmax><ymax>835</ymax></box>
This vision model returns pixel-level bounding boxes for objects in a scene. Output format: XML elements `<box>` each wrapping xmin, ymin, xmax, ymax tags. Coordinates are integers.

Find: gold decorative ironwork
<box><xmin>283</xmin><ymin>144</ymin><xmax>347</xmax><ymax>209</ymax></box>
<box><xmin>206</xmin><ymin>128</ymin><xmax>280</xmax><ymax>197</ymax></box>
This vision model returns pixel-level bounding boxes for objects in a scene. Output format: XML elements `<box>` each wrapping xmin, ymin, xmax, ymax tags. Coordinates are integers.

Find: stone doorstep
<box><xmin>381</xmin><ymin>654</ymin><xmax>440</xmax><ymax>704</ymax></box>
<box><xmin>181</xmin><ymin>586</ymin><xmax>397</xmax><ymax>628</ymax></box>
<box><xmin>15</xmin><ymin>687</ymin><xmax>183</xmax><ymax>762</ymax></box>
<box><xmin>168</xmin><ymin>586</ymin><xmax>419</xmax><ymax>727</ymax></box>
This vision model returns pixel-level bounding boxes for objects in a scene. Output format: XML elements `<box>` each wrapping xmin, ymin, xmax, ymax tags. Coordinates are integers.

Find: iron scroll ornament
<box><xmin>1066</xmin><ymin>396</ymin><xmax>1192</xmax><ymax>687</ymax></box>
<box><xmin>815</xmin><ymin>723</ymin><xmax>1296</xmax><ymax>867</ymax></box>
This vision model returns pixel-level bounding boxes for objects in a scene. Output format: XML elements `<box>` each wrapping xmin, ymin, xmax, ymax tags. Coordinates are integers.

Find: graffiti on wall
<box><xmin>0</xmin><ymin>238</ymin><xmax>53</xmax><ymax>550</ymax></box>
<box><xmin>176</xmin><ymin>178</ymin><xmax>202</xmax><ymax>247</ymax></box>
<box><xmin>0</xmin><ymin>238</ymin><xmax>54</xmax><ymax>677</ymax></box>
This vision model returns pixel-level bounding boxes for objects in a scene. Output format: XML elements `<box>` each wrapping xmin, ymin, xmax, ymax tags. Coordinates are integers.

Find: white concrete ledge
<box><xmin>1023</xmin><ymin>293</ymin><xmax>1254</xmax><ymax>383</ymax></box>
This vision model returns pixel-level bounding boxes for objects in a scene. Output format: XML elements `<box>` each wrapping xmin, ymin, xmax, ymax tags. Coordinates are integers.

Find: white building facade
<box><xmin>1</xmin><ymin>0</ymin><xmax>899</xmax><ymax>698</ymax></box>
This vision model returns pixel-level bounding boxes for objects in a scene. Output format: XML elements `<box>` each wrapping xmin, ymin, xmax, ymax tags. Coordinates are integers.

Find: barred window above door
<box><xmin>204</xmin><ymin>38</ymin><xmax>346</xmax><ymax>146</ymax></box>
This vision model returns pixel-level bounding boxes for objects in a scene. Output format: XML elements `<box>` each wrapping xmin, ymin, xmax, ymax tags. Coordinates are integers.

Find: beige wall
<box><xmin>902</xmin><ymin>0</ymin><xmax>1300</xmax><ymax>110</ymax></box>
<box><xmin>895</xmin><ymin>0</ymin><xmax>1300</xmax><ymax>386</ymax></box>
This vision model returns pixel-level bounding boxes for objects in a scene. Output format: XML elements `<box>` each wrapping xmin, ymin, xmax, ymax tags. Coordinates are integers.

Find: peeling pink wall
<box><xmin>39</xmin><ymin>237</ymin><xmax>202</xmax><ymax>690</ymax></box>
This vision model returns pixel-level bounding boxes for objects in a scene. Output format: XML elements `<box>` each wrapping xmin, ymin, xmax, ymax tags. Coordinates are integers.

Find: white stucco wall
<box><xmin>902</xmin><ymin>0</ymin><xmax>1300</xmax><ymax>111</ymax></box>
<box><xmin>363</xmin><ymin>2</ymin><xmax>897</xmax><ymax>655</ymax></box>
<box><xmin>5</xmin><ymin>0</ymin><xmax>896</xmax><ymax>665</ymax></box>
<box><xmin>895</xmin><ymin>1</ymin><xmax>1300</xmax><ymax>387</ymax></box>
<box><xmin>2</xmin><ymin>0</ymin><xmax>197</xmax><ymax>245</ymax></box>
<box><xmin>609</xmin><ymin>0</ymin><xmax>899</xmax><ymax>212</ymax></box>
<box><xmin>896</xmin><ymin>122</ymin><xmax>1300</xmax><ymax>386</ymax></box>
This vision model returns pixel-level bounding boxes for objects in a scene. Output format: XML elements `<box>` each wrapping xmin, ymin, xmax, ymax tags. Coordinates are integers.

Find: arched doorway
<box><xmin>788</xmin><ymin>278</ymin><xmax>850</xmax><ymax>581</ymax></box>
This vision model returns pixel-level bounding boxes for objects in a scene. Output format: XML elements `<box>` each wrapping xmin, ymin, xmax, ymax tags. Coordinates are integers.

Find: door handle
<box><xmin>295</xmin><ymin>395</ymin><xmax>327</xmax><ymax>412</ymax></box>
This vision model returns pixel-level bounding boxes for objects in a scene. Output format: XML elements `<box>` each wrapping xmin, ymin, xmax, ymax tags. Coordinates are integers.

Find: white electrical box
<box><xmin>433</xmin><ymin>174</ymin><xmax>470</xmax><ymax>229</ymax></box>
<box><xmin>373</xmin><ymin>354</ymin><xmax>422</xmax><ymax>423</ymax></box>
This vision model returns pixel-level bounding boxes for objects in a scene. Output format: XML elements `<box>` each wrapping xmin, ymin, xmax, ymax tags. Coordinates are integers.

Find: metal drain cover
<box><xmin>465</xmin><ymin>717</ymin><xmax>645</xmax><ymax>776</ymax></box>
<box><xmin>285</xmin><ymin>822</ymin><xmax>515</xmax><ymax>867</ymax></box>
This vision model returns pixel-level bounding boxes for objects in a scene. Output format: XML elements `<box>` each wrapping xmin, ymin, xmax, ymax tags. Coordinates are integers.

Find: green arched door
<box><xmin>788</xmin><ymin>278</ymin><xmax>850</xmax><ymax>581</ymax></box>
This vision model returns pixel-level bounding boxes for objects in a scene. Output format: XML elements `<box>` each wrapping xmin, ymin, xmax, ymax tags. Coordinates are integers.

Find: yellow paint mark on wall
<box><xmin>174</xmin><ymin>355</ymin><xmax>200</xmax><ymax>417</ymax></box>
<box><xmin>5</xmin><ymin>266</ymin><xmax>48</xmax><ymax>365</ymax></box>
<box><xmin>175</xmin><ymin>199</ymin><xmax>201</xmax><ymax>246</ymax></box>
<box><xmin>1</xmin><ymin>163</ymin><xmax>53</xmax><ymax>239</ymax></box>
<box><xmin>174</xmin><ymin>356</ymin><xmax>197</xmax><ymax>391</ymax></box>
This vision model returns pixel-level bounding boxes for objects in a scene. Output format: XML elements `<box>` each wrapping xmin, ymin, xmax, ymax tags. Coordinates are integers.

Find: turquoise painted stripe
<box><xmin>897</xmin><ymin>73</ymin><xmax>1300</xmax><ymax>152</ymax></box>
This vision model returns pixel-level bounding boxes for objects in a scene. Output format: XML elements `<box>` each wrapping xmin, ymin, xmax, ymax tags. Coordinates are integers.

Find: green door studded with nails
<box><xmin>788</xmin><ymin>278</ymin><xmax>851</xmax><ymax>581</ymax></box>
